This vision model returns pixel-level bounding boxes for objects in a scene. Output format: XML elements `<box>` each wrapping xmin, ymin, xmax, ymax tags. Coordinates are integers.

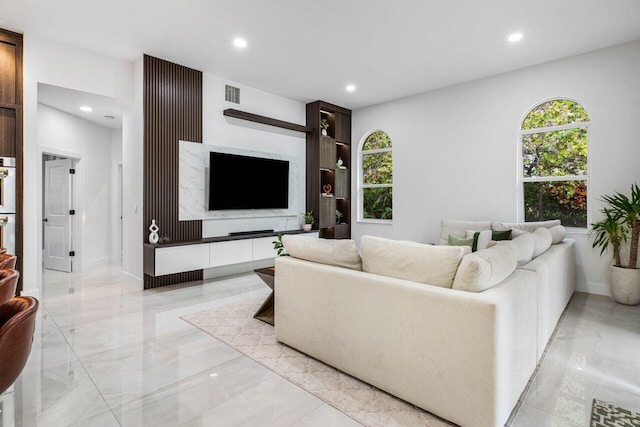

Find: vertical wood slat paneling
<box><xmin>143</xmin><ymin>55</ymin><xmax>203</xmax><ymax>289</ymax></box>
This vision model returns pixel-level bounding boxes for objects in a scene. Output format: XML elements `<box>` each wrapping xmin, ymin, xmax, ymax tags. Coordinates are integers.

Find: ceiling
<box><xmin>38</xmin><ymin>83</ymin><xmax>128</xmax><ymax>129</ymax></box>
<box><xmin>3</xmin><ymin>1</ymin><xmax>640</xmax><ymax>110</ymax></box>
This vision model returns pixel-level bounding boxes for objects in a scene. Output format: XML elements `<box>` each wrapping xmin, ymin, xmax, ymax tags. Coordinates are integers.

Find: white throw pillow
<box><xmin>282</xmin><ymin>235</ymin><xmax>362</xmax><ymax>270</ymax></box>
<box><xmin>492</xmin><ymin>219</ymin><xmax>561</xmax><ymax>233</ymax></box>
<box><xmin>361</xmin><ymin>235</ymin><xmax>466</xmax><ymax>288</ymax></box>
<box><xmin>439</xmin><ymin>219</ymin><xmax>492</xmax><ymax>245</ymax></box>
<box><xmin>499</xmin><ymin>233</ymin><xmax>535</xmax><ymax>266</ymax></box>
<box><xmin>531</xmin><ymin>227</ymin><xmax>553</xmax><ymax>258</ymax></box>
<box><xmin>466</xmin><ymin>229</ymin><xmax>492</xmax><ymax>251</ymax></box>
<box><xmin>452</xmin><ymin>244</ymin><xmax>518</xmax><ymax>292</ymax></box>
<box><xmin>549</xmin><ymin>224</ymin><xmax>566</xmax><ymax>244</ymax></box>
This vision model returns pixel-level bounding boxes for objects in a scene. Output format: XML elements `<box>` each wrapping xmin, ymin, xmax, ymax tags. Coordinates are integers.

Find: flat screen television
<box><xmin>208</xmin><ymin>152</ymin><xmax>289</xmax><ymax>210</ymax></box>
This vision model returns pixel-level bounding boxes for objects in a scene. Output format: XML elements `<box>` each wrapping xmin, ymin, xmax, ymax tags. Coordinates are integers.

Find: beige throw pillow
<box><xmin>361</xmin><ymin>235</ymin><xmax>466</xmax><ymax>288</ymax></box>
<box><xmin>531</xmin><ymin>227</ymin><xmax>553</xmax><ymax>258</ymax></box>
<box><xmin>466</xmin><ymin>229</ymin><xmax>492</xmax><ymax>251</ymax></box>
<box><xmin>452</xmin><ymin>244</ymin><xmax>518</xmax><ymax>292</ymax></box>
<box><xmin>282</xmin><ymin>235</ymin><xmax>362</xmax><ymax>270</ymax></box>
<box><xmin>499</xmin><ymin>233</ymin><xmax>535</xmax><ymax>266</ymax></box>
<box><xmin>549</xmin><ymin>224</ymin><xmax>566</xmax><ymax>244</ymax></box>
<box><xmin>492</xmin><ymin>219</ymin><xmax>561</xmax><ymax>233</ymax></box>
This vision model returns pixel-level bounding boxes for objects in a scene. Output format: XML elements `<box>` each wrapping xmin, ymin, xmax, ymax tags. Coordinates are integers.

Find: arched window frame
<box><xmin>517</xmin><ymin>97</ymin><xmax>590</xmax><ymax>230</ymax></box>
<box><xmin>357</xmin><ymin>130</ymin><xmax>393</xmax><ymax>223</ymax></box>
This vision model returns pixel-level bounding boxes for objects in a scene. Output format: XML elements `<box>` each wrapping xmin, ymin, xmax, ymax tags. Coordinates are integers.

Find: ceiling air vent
<box><xmin>225</xmin><ymin>85</ymin><xmax>240</xmax><ymax>104</ymax></box>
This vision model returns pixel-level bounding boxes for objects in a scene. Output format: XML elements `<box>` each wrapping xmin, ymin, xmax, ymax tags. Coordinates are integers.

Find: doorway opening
<box><xmin>42</xmin><ymin>154</ymin><xmax>76</xmax><ymax>272</ymax></box>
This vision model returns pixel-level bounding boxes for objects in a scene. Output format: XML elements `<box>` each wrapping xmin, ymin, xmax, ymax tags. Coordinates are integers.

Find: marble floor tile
<box><xmin>113</xmin><ymin>357</ymin><xmax>324</xmax><ymax>426</ymax></box>
<box><xmin>0</xmin><ymin>359</ymin><xmax>112</xmax><ymax>426</ymax></box>
<box><xmin>1</xmin><ymin>264</ymin><xmax>638</xmax><ymax>427</ymax></box>
<box><xmin>290</xmin><ymin>403</ymin><xmax>363</xmax><ymax>427</ymax></box>
<box><xmin>79</xmin><ymin>325</ymin><xmax>243</xmax><ymax>408</ymax></box>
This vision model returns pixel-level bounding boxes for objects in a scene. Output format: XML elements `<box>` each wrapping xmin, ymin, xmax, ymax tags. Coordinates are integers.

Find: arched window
<box><xmin>520</xmin><ymin>99</ymin><xmax>589</xmax><ymax>228</ymax></box>
<box><xmin>359</xmin><ymin>130</ymin><xmax>393</xmax><ymax>221</ymax></box>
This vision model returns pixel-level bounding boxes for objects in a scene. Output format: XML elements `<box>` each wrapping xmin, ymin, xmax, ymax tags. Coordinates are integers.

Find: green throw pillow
<box><xmin>492</xmin><ymin>229</ymin><xmax>512</xmax><ymax>241</ymax></box>
<box><xmin>471</xmin><ymin>231</ymin><xmax>480</xmax><ymax>252</ymax></box>
<box><xmin>448</xmin><ymin>235</ymin><xmax>473</xmax><ymax>247</ymax></box>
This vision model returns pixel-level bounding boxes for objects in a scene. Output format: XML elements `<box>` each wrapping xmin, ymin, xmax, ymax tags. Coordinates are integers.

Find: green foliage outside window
<box><xmin>362</xmin><ymin>131</ymin><xmax>393</xmax><ymax>220</ymax></box>
<box><xmin>522</xmin><ymin>100</ymin><xmax>589</xmax><ymax>227</ymax></box>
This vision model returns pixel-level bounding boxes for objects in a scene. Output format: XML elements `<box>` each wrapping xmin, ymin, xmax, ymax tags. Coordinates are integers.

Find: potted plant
<box><xmin>320</xmin><ymin>119</ymin><xmax>329</xmax><ymax>136</ymax></box>
<box><xmin>336</xmin><ymin>209</ymin><xmax>343</xmax><ymax>224</ymax></box>
<box><xmin>272</xmin><ymin>233</ymin><xmax>289</xmax><ymax>257</ymax></box>
<box><xmin>589</xmin><ymin>183</ymin><xmax>640</xmax><ymax>305</ymax></box>
<box><xmin>302</xmin><ymin>211</ymin><xmax>315</xmax><ymax>231</ymax></box>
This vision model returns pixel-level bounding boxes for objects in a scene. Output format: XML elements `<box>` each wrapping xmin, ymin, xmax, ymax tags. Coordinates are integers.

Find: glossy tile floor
<box><xmin>0</xmin><ymin>264</ymin><xmax>638</xmax><ymax>426</ymax></box>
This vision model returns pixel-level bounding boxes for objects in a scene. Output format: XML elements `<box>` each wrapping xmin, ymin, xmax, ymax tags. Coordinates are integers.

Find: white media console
<box><xmin>143</xmin><ymin>230</ymin><xmax>318</xmax><ymax>277</ymax></box>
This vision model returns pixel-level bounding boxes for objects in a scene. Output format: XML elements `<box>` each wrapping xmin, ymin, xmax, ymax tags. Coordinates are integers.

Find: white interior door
<box><xmin>44</xmin><ymin>158</ymin><xmax>73</xmax><ymax>272</ymax></box>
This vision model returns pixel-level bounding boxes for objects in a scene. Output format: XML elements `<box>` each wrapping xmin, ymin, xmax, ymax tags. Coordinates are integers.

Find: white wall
<box><xmin>121</xmin><ymin>56</ymin><xmax>144</xmax><ymax>281</ymax></box>
<box><xmin>38</xmin><ymin>104</ymin><xmax>115</xmax><ymax>269</ymax></box>
<box><xmin>352</xmin><ymin>40</ymin><xmax>640</xmax><ymax>296</ymax></box>
<box><xmin>23</xmin><ymin>34</ymin><xmax>139</xmax><ymax>294</ymax></box>
<box><xmin>110</xmin><ymin>128</ymin><xmax>123</xmax><ymax>263</ymax></box>
<box><xmin>201</xmin><ymin>73</ymin><xmax>306</xmax><ymax>235</ymax></box>
<box><xmin>199</xmin><ymin>74</ymin><xmax>306</xmax><ymax>277</ymax></box>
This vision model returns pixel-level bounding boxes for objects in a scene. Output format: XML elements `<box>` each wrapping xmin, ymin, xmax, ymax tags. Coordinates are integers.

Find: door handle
<box><xmin>0</xmin><ymin>217</ymin><xmax>8</xmax><ymax>226</ymax></box>
<box><xmin>43</xmin><ymin>218</ymin><xmax>48</xmax><ymax>222</ymax></box>
<box><xmin>0</xmin><ymin>169</ymin><xmax>7</xmax><ymax>179</ymax></box>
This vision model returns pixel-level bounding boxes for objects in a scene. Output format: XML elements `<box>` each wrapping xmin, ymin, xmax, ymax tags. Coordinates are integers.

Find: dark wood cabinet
<box><xmin>306</xmin><ymin>101</ymin><xmax>351</xmax><ymax>239</ymax></box>
<box><xmin>0</xmin><ymin>29</ymin><xmax>23</xmax><ymax>293</ymax></box>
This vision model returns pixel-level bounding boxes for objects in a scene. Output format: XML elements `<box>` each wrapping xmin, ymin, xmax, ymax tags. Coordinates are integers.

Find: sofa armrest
<box><xmin>275</xmin><ymin>256</ymin><xmax>538</xmax><ymax>427</ymax></box>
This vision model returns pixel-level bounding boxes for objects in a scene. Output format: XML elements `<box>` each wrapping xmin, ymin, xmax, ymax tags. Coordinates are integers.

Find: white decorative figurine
<box><xmin>149</xmin><ymin>219</ymin><xmax>159</xmax><ymax>244</ymax></box>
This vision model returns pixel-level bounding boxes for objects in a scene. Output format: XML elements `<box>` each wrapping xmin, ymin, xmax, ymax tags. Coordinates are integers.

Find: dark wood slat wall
<box><xmin>0</xmin><ymin>29</ymin><xmax>23</xmax><ymax>293</ymax></box>
<box><xmin>143</xmin><ymin>55</ymin><xmax>203</xmax><ymax>289</ymax></box>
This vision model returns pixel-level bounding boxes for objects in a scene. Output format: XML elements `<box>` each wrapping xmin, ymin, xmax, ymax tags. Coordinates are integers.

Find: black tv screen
<box><xmin>208</xmin><ymin>152</ymin><xmax>289</xmax><ymax>210</ymax></box>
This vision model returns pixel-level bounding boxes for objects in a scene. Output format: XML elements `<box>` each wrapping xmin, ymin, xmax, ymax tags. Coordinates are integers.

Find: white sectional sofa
<box><xmin>274</xmin><ymin>220</ymin><xmax>575</xmax><ymax>427</ymax></box>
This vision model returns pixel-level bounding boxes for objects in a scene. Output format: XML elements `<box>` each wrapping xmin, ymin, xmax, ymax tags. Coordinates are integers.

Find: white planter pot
<box><xmin>610</xmin><ymin>265</ymin><xmax>640</xmax><ymax>305</ymax></box>
<box><xmin>302</xmin><ymin>224</ymin><xmax>312</xmax><ymax>231</ymax></box>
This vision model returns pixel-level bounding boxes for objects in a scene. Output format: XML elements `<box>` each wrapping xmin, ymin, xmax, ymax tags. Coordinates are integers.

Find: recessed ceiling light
<box><xmin>233</xmin><ymin>38</ymin><xmax>247</xmax><ymax>49</ymax></box>
<box><xmin>80</xmin><ymin>106</ymin><xmax>93</xmax><ymax>112</ymax></box>
<box><xmin>345</xmin><ymin>84</ymin><xmax>356</xmax><ymax>92</ymax></box>
<box><xmin>508</xmin><ymin>32</ymin><xmax>524</xmax><ymax>43</ymax></box>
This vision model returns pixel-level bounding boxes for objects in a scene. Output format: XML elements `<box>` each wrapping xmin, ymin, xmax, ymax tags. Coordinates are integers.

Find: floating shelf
<box><xmin>223</xmin><ymin>108</ymin><xmax>312</xmax><ymax>134</ymax></box>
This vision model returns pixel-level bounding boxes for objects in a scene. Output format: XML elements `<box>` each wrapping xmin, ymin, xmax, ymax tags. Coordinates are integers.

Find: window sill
<box><xmin>357</xmin><ymin>218</ymin><xmax>392</xmax><ymax>225</ymax></box>
<box><xmin>565</xmin><ymin>227</ymin><xmax>588</xmax><ymax>235</ymax></box>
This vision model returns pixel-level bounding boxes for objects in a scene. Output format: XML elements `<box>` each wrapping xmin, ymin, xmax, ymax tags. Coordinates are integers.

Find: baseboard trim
<box><xmin>121</xmin><ymin>270</ymin><xmax>143</xmax><ymax>283</ymax></box>
<box><xmin>576</xmin><ymin>280</ymin><xmax>610</xmax><ymax>296</ymax></box>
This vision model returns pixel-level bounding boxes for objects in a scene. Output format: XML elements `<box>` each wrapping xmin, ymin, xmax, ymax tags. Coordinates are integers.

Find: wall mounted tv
<box><xmin>208</xmin><ymin>152</ymin><xmax>289</xmax><ymax>210</ymax></box>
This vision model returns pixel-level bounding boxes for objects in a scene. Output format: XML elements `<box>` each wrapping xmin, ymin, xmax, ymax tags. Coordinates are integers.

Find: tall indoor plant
<box><xmin>589</xmin><ymin>183</ymin><xmax>640</xmax><ymax>305</ymax></box>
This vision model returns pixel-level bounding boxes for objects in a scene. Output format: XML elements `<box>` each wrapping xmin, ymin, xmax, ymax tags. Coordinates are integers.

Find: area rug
<box><xmin>591</xmin><ymin>399</ymin><xmax>640</xmax><ymax>427</ymax></box>
<box><xmin>180</xmin><ymin>297</ymin><xmax>454</xmax><ymax>427</ymax></box>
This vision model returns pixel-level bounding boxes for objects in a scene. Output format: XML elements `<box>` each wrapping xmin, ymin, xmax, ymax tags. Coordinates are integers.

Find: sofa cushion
<box><xmin>500</xmin><ymin>233</ymin><xmax>535</xmax><ymax>266</ymax></box>
<box><xmin>361</xmin><ymin>235</ymin><xmax>466</xmax><ymax>288</ymax></box>
<box><xmin>531</xmin><ymin>227</ymin><xmax>553</xmax><ymax>258</ymax></box>
<box><xmin>282</xmin><ymin>235</ymin><xmax>362</xmax><ymax>270</ymax></box>
<box><xmin>549</xmin><ymin>225</ymin><xmax>566</xmax><ymax>244</ymax></box>
<box><xmin>452</xmin><ymin>244</ymin><xmax>518</xmax><ymax>292</ymax></box>
<box><xmin>440</xmin><ymin>219</ymin><xmax>492</xmax><ymax>245</ymax></box>
<box><xmin>492</xmin><ymin>219</ymin><xmax>561</xmax><ymax>233</ymax></box>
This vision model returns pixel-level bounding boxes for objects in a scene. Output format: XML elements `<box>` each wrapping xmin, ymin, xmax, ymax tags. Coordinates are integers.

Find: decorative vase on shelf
<box><xmin>321</xmin><ymin>129</ymin><xmax>328</xmax><ymax>136</ymax></box>
<box><xmin>149</xmin><ymin>219</ymin><xmax>159</xmax><ymax>244</ymax></box>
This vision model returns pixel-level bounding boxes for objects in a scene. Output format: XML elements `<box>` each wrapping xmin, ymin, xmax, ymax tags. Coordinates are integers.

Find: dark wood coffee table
<box><xmin>253</xmin><ymin>266</ymin><xmax>275</xmax><ymax>325</ymax></box>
